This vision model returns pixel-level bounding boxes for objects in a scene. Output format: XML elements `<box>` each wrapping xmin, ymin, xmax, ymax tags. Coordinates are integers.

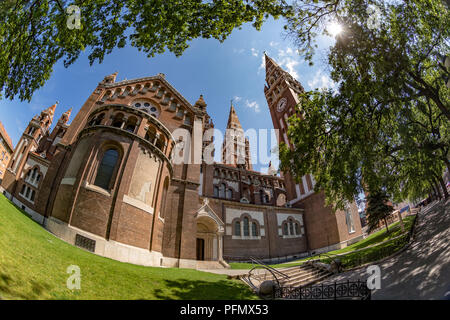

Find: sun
<box><xmin>327</xmin><ymin>22</ymin><xmax>343</xmax><ymax>37</ymax></box>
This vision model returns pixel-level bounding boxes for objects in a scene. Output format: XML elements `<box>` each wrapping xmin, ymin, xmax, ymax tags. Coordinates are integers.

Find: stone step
<box><xmin>277</xmin><ymin>265</ymin><xmax>316</xmax><ymax>274</ymax></box>
<box><xmin>284</xmin><ymin>269</ymin><xmax>329</xmax><ymax>283</ymax></box>
<box><xmin>284</xmin><ymin>273</ymin><xmax>332</xmax><ymax>288</ymax></box>
<box><xmin>277</xmin><ymin>267</ymin><xmax>317</xmax><ymax>277</ymax></box>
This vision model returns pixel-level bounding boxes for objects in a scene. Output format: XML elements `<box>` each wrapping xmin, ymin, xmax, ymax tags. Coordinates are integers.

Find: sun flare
<box><xmin>327</xmin><ymin>22</ymin><xmax>343</xmax><ymax>37</ymax></box>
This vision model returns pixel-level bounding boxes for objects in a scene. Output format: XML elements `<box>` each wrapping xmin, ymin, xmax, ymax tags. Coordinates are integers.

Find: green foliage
<box><xmin>365</xmin><ymin>189</ymin><xmax>394</xmax><ymax>233</ymax></box>
<box><xmin>280</xmin><ymin>0</ymin><xmax>450</xmax><ymax>208</ymax></box>
<box><xmin>0</xmin><ymin>0</ymin><xmax>293</xmax><ymax>101</ymax></box>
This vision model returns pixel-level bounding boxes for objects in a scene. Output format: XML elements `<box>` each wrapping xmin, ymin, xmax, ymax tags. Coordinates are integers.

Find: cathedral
<box><xmin>0</xmin><ymin>54</ymin><xmax>362</xmax><ymax>269</ymax></box>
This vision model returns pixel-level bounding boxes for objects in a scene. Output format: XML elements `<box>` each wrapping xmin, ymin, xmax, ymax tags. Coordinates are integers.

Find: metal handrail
<box><xmin>249</xmin><ymin>256</ymin><xmax>290</xmax><ymax>281</ymax></box>
<box><xmin>305</xmin><ymin>251</ymin><xmax>340</xmax><ymax>265</ymax></box>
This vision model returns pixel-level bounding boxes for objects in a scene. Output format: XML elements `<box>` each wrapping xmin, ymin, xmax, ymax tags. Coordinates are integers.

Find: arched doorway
<box><xmin>196</xmin><ymin>216</ymin><xmax>220</xmax><ymax>261</ymax></box>
<box><xmin>194</xmin><ymin>199</ymin><xmax>225</xmax><ymax>263</ymax></box>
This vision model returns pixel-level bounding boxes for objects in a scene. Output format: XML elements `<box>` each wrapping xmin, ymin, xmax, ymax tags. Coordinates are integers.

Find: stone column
<box><xmin>218</xmin><ymin>231</ymin><xmax>224</xmax><ymax>262</ymax></box>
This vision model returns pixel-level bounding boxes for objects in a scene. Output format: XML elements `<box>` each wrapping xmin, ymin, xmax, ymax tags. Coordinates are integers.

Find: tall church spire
<box><xmin>222</xmin><ymin>101</ymin><xmax>252</xmax><ymax>170</ymax></box>
<box><xmin>226</xmin><ymin>100</ymin><xmax>242</xmax><ymax>130</ymax></box>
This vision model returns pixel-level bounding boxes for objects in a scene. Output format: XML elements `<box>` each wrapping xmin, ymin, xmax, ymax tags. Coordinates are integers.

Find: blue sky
<box><xmin>0</xmin><ymin>17</ymin><xmax>336</xmax><ymax>173</ymax></box>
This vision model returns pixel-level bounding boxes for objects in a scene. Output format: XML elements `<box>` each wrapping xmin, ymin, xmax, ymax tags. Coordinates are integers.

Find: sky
<box><xmin>0</xmin><ymin>17</ymin><xmax>337</xmax><ymax>174</ymax></box>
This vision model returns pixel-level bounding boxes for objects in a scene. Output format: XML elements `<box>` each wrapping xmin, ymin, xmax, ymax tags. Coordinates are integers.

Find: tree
<box><xmin>279</xmin><ymin>0</ymin><xmax>449</xmax><ymax>209</ymax></box>
<box><xmin>366</xmin><ymin>189</ymin><xmax>394</xmax><ymax>234</ymax></box>
<box><xmin>0</xmin><ymin>0</ymin><xmax>293</xmax><ymax>101</ymax></box>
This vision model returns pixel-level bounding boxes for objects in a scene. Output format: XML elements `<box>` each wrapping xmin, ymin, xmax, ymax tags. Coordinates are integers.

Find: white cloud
<box><xmin>245</xmin><ymin>99</ymin><xmax>261</xmax><ymax>113</ymax></box>
<box><xmin>233</xmin><ymin>48</ymin><xmax>245</xmax><ymax>54</ymax></box>
<box><xmin>269</xmin><ymin>41</ymin><xmax>279</xmax><ymax>47</ymax></box>
<box><xmin>307</xmin><ymin>69</ymin><xmax>338</xmax><ymax>91</ymax></box>
<box><xmin>251</xmin><ymin>48</ymin><xmax>259</xmax><ymax>57</ymax></box>
<box><xmin>233</xmin><ymin>96</ymin><xmax>242</xmax><ymax>102</ymax></box>
<box><xmin>276</xmin><ymin>48</ymin><xmax>301</xmax><ymax>79</ymax></box>
<box><xmin>258</xmin><ymin>55</ymin><xmax>266</xmax><ymax>73</ymax></box>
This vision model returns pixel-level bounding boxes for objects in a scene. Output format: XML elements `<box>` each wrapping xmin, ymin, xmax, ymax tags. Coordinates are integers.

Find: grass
<box><xmin>0</xmin><ymin>194</ymin><xmax>257</xmax><ymax>300</ymax></box>
<box><xmin>229</xmin><ymin>214</ymin><xmax>416</xmax><ymax>270</ymax></box>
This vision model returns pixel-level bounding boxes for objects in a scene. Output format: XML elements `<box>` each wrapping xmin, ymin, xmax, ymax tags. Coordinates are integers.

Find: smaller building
<box><xmin>0</xmin><ymin>121</ymin><xmax>14</xmax><ymax>182</ymax></box>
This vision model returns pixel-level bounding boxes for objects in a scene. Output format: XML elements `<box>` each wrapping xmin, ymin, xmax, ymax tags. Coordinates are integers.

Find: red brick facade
<box><xmin>1</xmin><ymin>58</ymin><xmax>362</xmax><ymax>268</ymax></box>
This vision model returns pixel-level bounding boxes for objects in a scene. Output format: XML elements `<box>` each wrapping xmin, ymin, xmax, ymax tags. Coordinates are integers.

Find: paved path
<box><xmin>319</xmin><ymin>200</ymin><xmax>450</xmax><ymax>300</ymax></box>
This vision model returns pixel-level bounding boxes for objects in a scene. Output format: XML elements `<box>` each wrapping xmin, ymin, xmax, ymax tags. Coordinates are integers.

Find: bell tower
<box><xmin>8</xmin><ymin>102</ymin><xmax>57</xmax><ymax>175</ymax></box>
<box><xmin>263</xmin><ymin>53</ymin><xmax>315</xmax><ymax>204</ymax></box>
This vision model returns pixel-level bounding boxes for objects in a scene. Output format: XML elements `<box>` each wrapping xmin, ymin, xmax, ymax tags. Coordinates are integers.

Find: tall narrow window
<box><xmin>219</xmin><ymin>183</ymin><xmax>226</xmax><ymax>198</ymax></box>
<box><xmin>295</xmin><ymin>222</ymin><xmax>300</xmax><ymax>235</ymax></box>
<box><xmin>283</xmin><ymin>223</ymin><xmax>288</xmax><ymax>236</ymax></box>
<box><xmin>94</xmin><ymin>148</ymin><xmax>119</xmax><ymax>190</ymax></box>
<box><xmin>289</xmin><ymin>219</ymin><xmax>294</xmax><ymax>235</ymax></box>
<box><xmin>251</xmin><ymin>222</ymin><xmax>258</xmax><ymax>237</ymax></box>
<box><xmin>345</xmin><ymin>207</ymin><xmax>355</xmax><ymax>233</ymax></box>
<box><xmin>226</xmin><ymin>189</ymin><xmax>232</xmax><ymax>199</ymax></box>
<box><xmin>243</xmin><ymin>217</ymin><xmax>249</xmax><ymax>236</ymax></box>
<box><xmin>234</xmin><ymin>221</ymin><xmax>241</xmax><ymax>236</ymax></box>
<box><xmin>213</xmin><ymin>186</ymin><xmax>219</xmax><ymax>197</ymax></box>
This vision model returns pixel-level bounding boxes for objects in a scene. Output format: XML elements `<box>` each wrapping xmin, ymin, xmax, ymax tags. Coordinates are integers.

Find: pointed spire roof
<box><xmin>60</xmin><ymin>107</ymin><xmax>72</xmax><ymax>124</ymax></box>
<box><xmin>46</xmin><ymin>101</ymin><xmax>58</xmax><ymax>114</ymax></box>
<box><xmin>264</xmin><ymin>52</ymin><xmax>280</xmax><ymax>70</ymax></box>
<box><xmin>195</xmin><ymin>94</ymin><xmax>207</xmax><ymax>109</ymax></box>
<box><xmin>226</xmin><ymin>100</ymin><xmax>242</xmax><ymax>130</ymax></box>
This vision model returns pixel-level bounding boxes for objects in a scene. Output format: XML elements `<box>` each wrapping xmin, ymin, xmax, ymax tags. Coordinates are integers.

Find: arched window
<box><xmin>213</xmin><ymin>186</ymin><xmax>219</xmax><ymax>197</ymax></box>
<box><xmin>289</xmin><ymin>219</ymin><xmax>294</xmax><ymax>235</ymax></box>
<box><xmin>124</xmin><ymin>116</ymin><xmax>138</xmax><ymax>133</ymax></box>
<box><xmin>283</xmin><ymin>223</ymin><xmax>288</xmax><ymax>236</ymax></box>
<box><xmin>252</xmin><ymin>222</ymin><xmax>258</xmax><ymax>237</ymax></box>
<box><xmin>112</xmin><ymin>113</ymin><xmax>124</xmax><ymax>128</ymax></box>
<box><xmin>31</xmin><ymin>168</ymin><xmax>37</xmax><ymax>180</ymax></box>
<box><xmin>234</xmin><ymin>221</ymin><xmax>241</xmax><ymax>236</ymax></box>
<box><xmin>94</xmin><ymin>148</ymin><xmax>119</xmax><ymax>190</ymax></box>
<box><xmin>156</xmin><ymin>135</ymin><xmax>165</xmax><ymax>152</ymax></box>
<box><xmin>260</xmin><ymin>190</ymin><xmax>265</xmax><ymax>204</ymax></box>
<box><xmin>145</xmin><ymin>127</ymin><xmax>157</xmax><ymax>143</ymax></box>
<box><xmin>160</xmin><ymin>177</ymin><xmax>169</xmax><ymax>219</ymax></box>
<box><xmin>226</xmin><ymin>189</ymin><xmax>232</xmax><ymax>199</ymax></box>
<box><xmin>295</xmin><ymin>222</ymin><xmax>300</xmax><ymax>235</ymax></box>
<box><xmin>219</xmin><ymin>183</ymin><xmax>226</xmax><ymax>198</ymax></box>
<box><xmin>243</xmin><ymin>217</ymin><xmax>249</xmax><ymax>236</ymax></box>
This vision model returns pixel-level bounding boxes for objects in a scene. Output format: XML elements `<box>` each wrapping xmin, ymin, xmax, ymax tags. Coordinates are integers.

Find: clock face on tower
<box><xmin>277</xmin><ymin>97</ymin><xmax>287</xmax><ymax>113</ymax></box>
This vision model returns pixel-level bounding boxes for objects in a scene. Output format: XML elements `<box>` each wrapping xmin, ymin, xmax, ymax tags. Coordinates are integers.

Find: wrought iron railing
<box><xmin>249</xmin><ymin>256</ymin><xmax>290</xmax><ymax>282</ymax></box>
<box><xmin>274</xmin><ymin>280</ymin><xmax>371</xmax><ymax>300</ymax></box>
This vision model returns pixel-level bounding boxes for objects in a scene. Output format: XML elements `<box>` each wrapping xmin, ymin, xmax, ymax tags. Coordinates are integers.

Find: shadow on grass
<box><xmin>152</xmin><ymin>278</ymin><xmax>257</xmax><ymax>300</ymax></box>
<box><xmin>0</xmin><ymin>270</ymin><xmax>52</xmax><ymax>300</ymax></box>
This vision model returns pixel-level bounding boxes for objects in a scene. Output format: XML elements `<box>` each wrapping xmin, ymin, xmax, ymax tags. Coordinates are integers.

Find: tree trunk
<box><xmin>433</xmin><ymin>179</ymin><xmax>442</xmax><ymax>199</ymax></box>
<box><xmin>429</xmin><ymin>180</ymin><xmax>438</xmax><ymax>200</ymax></box>
<box><xmin>384</xmin><ymin>217</ymin><xmax>389</xmax><ymax>234</ymax></box>
<box><xmin>397</xmin><ymin>210</ymin><xmax>405</xmax><ymax>232</ymax></box>
<box><xmin>434</xmin><ymin>179</ymin><xmax>444</xmax><ymax>199</ymax></box>
<box><xmin>438</xmin><ymin>176</ymin><xmax>449</xmax><ymax>199</ymax></box>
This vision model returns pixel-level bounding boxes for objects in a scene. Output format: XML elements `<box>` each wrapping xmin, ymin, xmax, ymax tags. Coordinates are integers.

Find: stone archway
<box><xmin>194</xmin><ymin>199</ymin><xmax>225</xmax><ymax>263</ymax></box>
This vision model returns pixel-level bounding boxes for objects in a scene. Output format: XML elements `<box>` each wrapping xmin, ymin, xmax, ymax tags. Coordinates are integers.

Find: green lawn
<box><xmin>229</xmin><ymin>214</ymin><xmax>416</xmax><ymax>270</ymax></box>
<box><xmin>0</xmin><ymin>194</ymin><xmax>256</xmax><ymax>300</ymax></box>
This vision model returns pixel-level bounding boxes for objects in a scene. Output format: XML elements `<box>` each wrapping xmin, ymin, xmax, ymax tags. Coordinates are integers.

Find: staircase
<box><xmin>276</xmin><ymin>264</ymin><xmax>333</xmax><ymax>287</ymax></box>
<box><xmin>243</xmin><ymin>262</ymin><xmax>333</xmax><ymax>292</ymax></box>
